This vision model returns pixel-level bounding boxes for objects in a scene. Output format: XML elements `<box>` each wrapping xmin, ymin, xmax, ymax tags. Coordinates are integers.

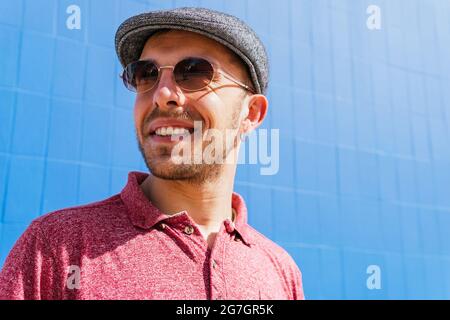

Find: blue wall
<box><xmin>1</xmin><ymin>0</ymin><xmax>449</xmax><ymax>299</ymax></box>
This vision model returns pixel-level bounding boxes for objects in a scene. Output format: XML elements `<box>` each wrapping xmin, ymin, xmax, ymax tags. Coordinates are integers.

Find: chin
<box><xmin>147</xmin><ymin>158</ymin><xmax>222</xmax><ymax>185</ymax></box>
<box><xmin>147</xmin><ymin>159</ymin><xmax>197</xmax><ymax>180</ymax></box>
<box><xmin>138</xmin><ymin>141</ymin><xmax>222</xmax><ymax>183</ymax></box>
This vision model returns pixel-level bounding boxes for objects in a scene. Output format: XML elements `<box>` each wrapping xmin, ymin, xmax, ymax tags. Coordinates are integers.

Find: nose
<box><xmin>152</xmin><ymin>68</ymin><xmax>186</xmax><ymax>111</ymax></box>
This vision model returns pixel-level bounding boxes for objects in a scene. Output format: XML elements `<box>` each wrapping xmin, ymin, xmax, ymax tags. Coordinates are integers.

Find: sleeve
<box><xmin>291</xmin><ymin>263</ymin><xmax>305</xmax><ymax>300</ymax></box>
<box><xmin>0</xmin><ymin>219</ymin><xmax>58</xmax><ymax>300</ymax></box>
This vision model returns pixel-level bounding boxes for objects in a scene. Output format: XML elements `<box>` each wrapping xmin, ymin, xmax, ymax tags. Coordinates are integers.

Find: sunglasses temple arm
<box><xmin>219</xmin><ymin>71</ymin><xmax>255</xmax><ymax>93</ymax></box>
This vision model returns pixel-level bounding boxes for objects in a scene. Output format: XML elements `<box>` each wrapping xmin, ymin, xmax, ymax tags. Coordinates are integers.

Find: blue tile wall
<box><xmin>0</xmin><ymin>0</ymin><xmax>449</xmax><ymax>299</ymax></box>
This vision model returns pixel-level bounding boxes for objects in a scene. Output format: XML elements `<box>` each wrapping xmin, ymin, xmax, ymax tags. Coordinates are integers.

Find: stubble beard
<box><xmin>137</xmin><ymin>104</ymin><xmax>242</xmax><ymax>186</ymax></box>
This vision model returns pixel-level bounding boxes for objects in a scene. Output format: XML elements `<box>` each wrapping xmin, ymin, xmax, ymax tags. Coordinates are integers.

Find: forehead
<box><xmin>139</xmin><ymin>30</ymin><xmax>238</xmax><ymax>66</ymax></box>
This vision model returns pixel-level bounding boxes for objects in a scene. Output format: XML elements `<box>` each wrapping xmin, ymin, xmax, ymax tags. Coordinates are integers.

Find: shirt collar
<box><xmin>120</xmin><ymin>171</ymin><xmax>255</xmax><ymax>246</ymax></box>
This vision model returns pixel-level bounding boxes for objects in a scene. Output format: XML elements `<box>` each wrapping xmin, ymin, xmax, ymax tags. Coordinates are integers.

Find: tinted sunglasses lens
<box><xmin>174</xmin><ymin>58</ymin><xmax>214</xmax><ymax>90</ymax></box>
<box><xmin>123</xmin><ymin>60</ymin><xmax>158</xmax><ymax>93</ymax></box>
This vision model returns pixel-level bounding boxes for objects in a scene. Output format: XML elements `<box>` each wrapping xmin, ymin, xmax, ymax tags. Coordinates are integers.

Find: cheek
<box><xmin>195</xmin><ymin>95</ymin><xmax>230</xmax><ymax>129</ymax></box>
<box><xmin>211</xmin><ymin>97</ymin><xmax>241</xmax><ymax>129</ymax></box>
<box><xmin>134</xmin><ymin>95</ymin><xmax>151</xmax><ymax>138</ymax></box>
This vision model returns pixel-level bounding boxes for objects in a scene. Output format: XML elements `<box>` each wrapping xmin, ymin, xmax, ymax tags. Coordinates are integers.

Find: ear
<box><xmin>241</xmin><ymin>94</ymin><xmax>269</xmax><ymax>134</ymax></box>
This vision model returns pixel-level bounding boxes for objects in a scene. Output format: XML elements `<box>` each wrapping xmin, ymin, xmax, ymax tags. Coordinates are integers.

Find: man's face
<box><xmin>134</xmin><ymin>30</ymin><xmax>252</xmax><ymax>184</ymax></box>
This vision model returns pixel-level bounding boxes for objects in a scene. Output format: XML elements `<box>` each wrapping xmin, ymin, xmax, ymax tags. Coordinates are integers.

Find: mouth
<box><xmin>150</xmin><ymin>126</ymin><xmax>195</xmax><ymax>136</ymax></box>
<box><xmin>149</xmin><ymin>126</ymin><xmax>195</xmax><ymax>142</ymax></box>
<box><xmin>147</xmin><ymin>119</ymin><xmax>201</xmax><ymax>144</ymax></box>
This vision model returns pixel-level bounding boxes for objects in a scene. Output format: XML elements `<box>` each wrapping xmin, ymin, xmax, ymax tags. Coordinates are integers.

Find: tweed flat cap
<box><xmin>115</xmin><ymin>7</ymin><xmax>269</xmax><ymax>94</ymax></box>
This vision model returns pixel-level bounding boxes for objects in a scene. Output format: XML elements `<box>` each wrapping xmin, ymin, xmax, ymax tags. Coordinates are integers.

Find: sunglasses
<box><xmin>121</xmin><ymin>57</ymin><xmax>255</xmax><ymax>94</ymax></box>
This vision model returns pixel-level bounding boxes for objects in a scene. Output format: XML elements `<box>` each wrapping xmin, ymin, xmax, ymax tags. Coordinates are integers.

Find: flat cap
<box><xmin>115</xmin><ymin>7</ymin><xmax>269</xmax><ymax>94</ymax></box>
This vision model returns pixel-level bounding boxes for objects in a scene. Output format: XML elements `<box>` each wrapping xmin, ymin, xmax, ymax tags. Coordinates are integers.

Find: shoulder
<box><xmin>246</xmin><ymin>225</ymin><xmax>302</xmax><ymax>274</ymax></box>
<box><xmin>245</xmin><ymin>225</ymin><xmax>305</xmax><ymax>299</ymax></box>
<box><xmin>35</xmin><ymin>194</ymin><xmax>124</xmax><ymax>226</ymax></box>
<box><xmin>31</xmin><ymin>194</ymin><xmax>128</xmax><ymax>244</ymax></box>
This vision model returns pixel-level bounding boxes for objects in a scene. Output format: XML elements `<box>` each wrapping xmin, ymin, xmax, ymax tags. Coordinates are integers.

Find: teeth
<box><xmin>154</xmin><ymin>126</ymin><xmax>191</xmax><ymax>136</ymax></box>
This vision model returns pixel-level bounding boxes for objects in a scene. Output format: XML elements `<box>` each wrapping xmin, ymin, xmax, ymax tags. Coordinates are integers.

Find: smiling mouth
<box><xmin>148</xmin><ymin>126</ymin><xmax>198</xmax><ymax>144</ymax></box>
<box><xmin>149</xmin><ymin>126</ymin><xmax>195</xmax><ymax>137</ymax></box>
<box><xmin>150</xmin><ymin>126</ymin><xmax>194</xmax><ymax>137</ymax></box>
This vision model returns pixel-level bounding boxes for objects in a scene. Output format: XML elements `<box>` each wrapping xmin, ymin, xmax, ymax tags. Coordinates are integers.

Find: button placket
<box><xmin>209</xmin><ymin>233</ymin><xmax>229</xmax><ymax>300</ymax></box>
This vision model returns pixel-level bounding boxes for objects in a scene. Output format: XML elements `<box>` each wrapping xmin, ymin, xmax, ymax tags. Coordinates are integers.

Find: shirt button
<box><xmin>159</xmin><ymin>223</ymin><xmax>167</xmax><ymax>230</ymax></box>
<box><xmin>212</xmin><ymin>260</ymin><xmax>218</xmax><ymax>269</ymax></box>
<box><xmin>184</xmin><ymin>225</ymin><xmax>194</xmax><ymax>235</ymax></box>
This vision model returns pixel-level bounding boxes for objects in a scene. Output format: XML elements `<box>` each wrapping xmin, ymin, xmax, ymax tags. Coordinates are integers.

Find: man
<box><xmin>0</xmin><ymin>7</ymin><xmax>304</xmax><ymax>300</ymax></box>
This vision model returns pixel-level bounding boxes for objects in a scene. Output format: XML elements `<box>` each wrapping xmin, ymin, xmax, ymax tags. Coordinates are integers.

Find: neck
<box><xmin>140</xmin><ymin>164</ymin><xmax>237</xmax><ymax>233</ymax></box>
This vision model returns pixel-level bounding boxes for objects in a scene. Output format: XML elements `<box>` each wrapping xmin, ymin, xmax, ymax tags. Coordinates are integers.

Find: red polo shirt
<box><xmin>0</xmin><ymin>171</ymin><xmax>304</xmax><ymax>300</ymax></box>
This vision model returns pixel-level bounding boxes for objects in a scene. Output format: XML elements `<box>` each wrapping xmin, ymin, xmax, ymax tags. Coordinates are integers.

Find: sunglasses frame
<box><xmin>120</xmin><ymin>57</ymin><xmax>255</xmax><ymax>94</ymax></box>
